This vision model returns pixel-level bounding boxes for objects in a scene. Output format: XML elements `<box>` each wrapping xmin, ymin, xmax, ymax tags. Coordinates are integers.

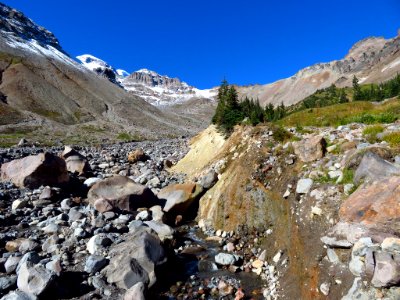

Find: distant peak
<box><xmin>135</xmin><ymin>68</ymin><xmax>159</xmax><ymax>76</ymax></box>
<box><xmin>116</xmin><ymin>69</ymin><xmax>129</xmax><ymax>77</ymax></box>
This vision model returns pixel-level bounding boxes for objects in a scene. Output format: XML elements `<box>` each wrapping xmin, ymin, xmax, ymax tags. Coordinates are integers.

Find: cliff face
<box><xmin>237</xmin><ymin>35</ymin><xmax>400</xmax><ymax>106</ymax></box>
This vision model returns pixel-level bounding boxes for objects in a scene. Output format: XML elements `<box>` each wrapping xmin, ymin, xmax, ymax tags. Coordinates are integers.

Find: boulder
<box><xmin>84</xmin><ymin>255</ymin><xmax>108</xmax><ymax>273</ymax></box>
<box><xmin>215</xmin><ymin>253</ymin><xmax>237</xmax><ymax>266</ymax></box>
<box><xmin>86</xmin><ymin>234</ymin><xmax>112</xmax><ymax>255</ymax></box>
<box><xmin>17</xmin><ymin>262</ymin><xmax>56</xmax><ymax>297</ymax></box>
<box><xmin>87</xmin><ymin>176</ymin><xmax>160</xmax><ymax>212</ymax></box>
<box><xmin>158</xmin><ymin>183</ymin><xmax>203</xmax><ymax>215</ymax></box>
<box><xmin>103</xmin><ymin>227</ymin><xmax>166</xmax><ymax>289</ymax></box>
<box><xmin>293</xmin><ymin>135</ymin><xmax>326</xmax><ymax>162</ymax></box>
<box><xmin>354</xmin><ymin>152</ymin><xmax>400</xmax><ymax>185</ymax></box>
<box><xmin>143</xmin><ymin>220</ymin><xmax>174</xmax><ymax>241</ymax></box>
<box><xmin>61</xmin><ymin>146</ymin><xmax>91</xmax><ymax>175</ymax></box>
<box><xmin>339</xmin><ymin>176</ymin><xmax>400</xmax><ymax>233</ymax></box>
<box><xmin>296</xmin><ymin>178</ymin><xmax>313</xmax><ymax>194</ymax></box>
<box><xmin>124</xmin><ymin>281</ymin><xmax>146</xmax><ymax>300</ymax></box>
<box><xmin>199</xmin><ymin>170</ymin><xmax>218</xmax><ymax>189</ymax></box>
<box><xmin>127</xmin><ymin>149</ymin><xmax>149</xmax><ymax>164</ymax></box>
<box><xmin>371</xmin><ymin>252</ymin><xmax>400</xmax><ymax>287</ymax></box>
<box><xmin>0</xmin><ymin>152</ymin><xmax>69</xmax><ymax>189</ymax></box>
<box><xmin>344</xmin><ymin>146</ymin><xmax>394</xmax><ymax>170</ymax></box>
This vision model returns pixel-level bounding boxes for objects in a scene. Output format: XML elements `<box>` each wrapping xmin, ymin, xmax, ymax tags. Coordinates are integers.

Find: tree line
<box><xmin>353</xmin><ymin>73</ymin><xmax>400</xmax><ymax>101</ymax></box>
<box><xmin>212</xmin><ymin>80</ymin><xmax>286</xmax><ymax>131</ymax></box>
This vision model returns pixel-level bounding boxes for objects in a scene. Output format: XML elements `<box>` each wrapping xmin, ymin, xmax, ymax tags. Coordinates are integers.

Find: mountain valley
<box><xmin>0</xmin><ymin>2</ymin><xmax>400</xmax><ymax>300</ymax></box>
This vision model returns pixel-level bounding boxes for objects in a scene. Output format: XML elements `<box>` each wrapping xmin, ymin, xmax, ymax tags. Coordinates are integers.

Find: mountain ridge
<box><xmin>237</xmin><ymin>34</ymin><xmax>400</xmax><ymax>106</ymax></box>
<box><xmin>76</xmin><ymin>53</ymin><xmax>217</xmax><ymax>106</ymax></box>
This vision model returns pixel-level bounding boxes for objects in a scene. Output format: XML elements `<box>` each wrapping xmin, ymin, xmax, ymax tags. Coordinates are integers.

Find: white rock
<box><xmin>283</xmin><ymin>190</ymin><xmax>290</xmax><ymax>198</ymax></box>
<box><xmin>84</xmin><ymin>177</ymin><xmax>102</xmax><ymax>187</ymax></box>
<box><xmin>272</xmin><ymin>251</ymin><xmax>282</xmax><ymax>264</ymax></box>
<box><xmin>311</xmin><ymin>206</ymin><xmax>323</xmax><ymax>216</ymax></box>
<box><xmin>320</xmin><ymin>282</ymin><xmax>330</xmax><ymax>296</ymax></box>
<box><xmin>296</xmin><ymin>179</ymin><xmax>313</xmax><ymax>194</ymax></box>
<box><xmin>215</xmin><ymin>253</ymin><xmax>237</xmax><ymax>265</ymax></box>
<box><xmin>12</xmin><ymin>199</ymin><xmax>28</xmax><ymax>210</ymax></box>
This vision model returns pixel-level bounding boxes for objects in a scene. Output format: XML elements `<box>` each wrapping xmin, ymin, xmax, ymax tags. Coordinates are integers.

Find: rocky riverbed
<box><xmin>0</xmin><ymin>137</ymin><xmax>277</xmax><ymax>299</ymax></box>
<box><xmin>1</xmin><ymin>122</ymin><xmax>400</xmax><ymax>300</ymax></box>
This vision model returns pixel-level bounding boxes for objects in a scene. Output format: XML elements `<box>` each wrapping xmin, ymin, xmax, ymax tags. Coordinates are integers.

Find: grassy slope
<box><xmin>278</xmin><ymin>98</ymin><xmax>400</xmax><ymax>127</ymax></box>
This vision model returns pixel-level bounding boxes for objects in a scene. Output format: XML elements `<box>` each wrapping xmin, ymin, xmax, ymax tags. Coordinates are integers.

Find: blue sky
<box><xmin>3</xmin><ymin>0</ymin><xmax>400</xmax><ymax>89</ymax></box>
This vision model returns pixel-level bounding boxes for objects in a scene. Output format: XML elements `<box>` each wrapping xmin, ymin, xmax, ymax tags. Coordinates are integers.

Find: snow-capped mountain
<box><xmin>76</xmin><ymin>54</ymin><xmax>124</xmax><ymax>85</ymax></box>
<box><xmin>76</xmin><ymin>54</ymin><xmax>216</xmax><ymax>106</ymax></box>
<box><xmin>121</xmin><ymin>69</ymin><xmax>216</xmax><ymax>106</ymax></box>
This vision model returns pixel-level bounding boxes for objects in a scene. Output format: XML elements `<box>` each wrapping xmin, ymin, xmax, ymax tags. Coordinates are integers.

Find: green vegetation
<box><xmin>116</xmin><ymin>132</ymin><xmax>143</xmax><ymax>142</ymax></box>
<box><xmin>362</xmin><ymin>124</ymin><xmax>385</xmax><ymax>143</ymax></box>
<box><xmin>116</xmin><ymin>132</ymin><xmax>134</xmax><ymax>141</ymax></box>
<box><xmin>353</xmin><ymin>74</ymin><xmax>400</xmax><ymax>102</ymax></box>
<box><xmin>271</xmin><ymin>126</ymin><xmax>292</xmax><ymax>142</ymax></box>
<box><xmin>32</xmin><ymin>108</ymin><xmax>62</xmax><ymax>121</ymax></box>
<box><xmin>341</xmin><ymin>168</ymin><xmax>355</xmax><ymax>184</ymax></box>
<box><xmin>383</xmin><ymin>132</ymin><xmax>400</xmax><ymax>147</ymax></box>
<box><xmin>212</xmin><ymin>80</ymin><xmax>287</xmax><ymax>133</ymax></box>
<box><xmin>279</xmin><ymin>99</ymin><xmax>400</xmax><ymax>127</ymax></box>
<box><xmin>289</xmin><ymin>84</ymin><xmax>349</xmax><ymax>113</ymax></box>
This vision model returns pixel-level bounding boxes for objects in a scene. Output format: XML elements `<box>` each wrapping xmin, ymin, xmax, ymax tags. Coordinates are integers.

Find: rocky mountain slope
<box><xmin>238</xmin><ymin>35</ymin><xmax>400</xmax><ymax>106</ymax></box>
<box><xmin>0</xmin><ymin>2</ymin><xmax>212</xmax><ymax>144</ymax></box>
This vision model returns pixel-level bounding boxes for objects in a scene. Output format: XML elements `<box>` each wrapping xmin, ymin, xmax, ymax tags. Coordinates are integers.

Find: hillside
<box><xmin>0</xmin><ymin>3</ymin><xmax>212</xmax><ymax>145</ymax></box>
<box><xmin>237</xmin><ymin>35</ymin><xmax>400</xmax><ymax>107</ymax></box>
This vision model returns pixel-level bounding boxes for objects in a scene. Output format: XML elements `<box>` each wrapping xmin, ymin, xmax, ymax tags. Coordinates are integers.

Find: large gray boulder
<box><xmin>0</xmin><ymin>152</ymin><xmax>69</xmax><ymax>189</ymax></box>
<box><xmin>103</xmin><ymin>227</ymin><xmax>166</xmax><ymax>289</ymax></box>
<box><xmin>354</xmin><ymin>152</ymin><xmax>400</xmax><ymax>185</ymax></box>
<box><xmin>87</xmin><ymin>176</ymin><xmax>160</xmax><ymax>213</ymax></box>
<box><xmin>17</xmin><ymin>262</ymin><xmax>56</xmax><ymax>297</ymax></box>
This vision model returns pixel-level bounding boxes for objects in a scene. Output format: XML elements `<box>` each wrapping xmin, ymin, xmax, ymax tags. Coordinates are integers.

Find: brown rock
<box><xmin>61</xmin><ymin>146</ymin><xmax>91</xmax><ymax>175</ymax></box>
<box><xmin>88</xmin><ymin>176</ymin><xmax>160</xmax><ymax>212</ymax></box>
<box><xmin>158</xmin><ymin>183</ymin><xmax>203</xmax><ymax>215</ymax></box>
<box><xmin>340</xmin><ymin>141</ymin><xmax>357</xmax><ymax>152</ymax></box>
<box><xmin>0</xmin><ymin>152</ymin><xmax>69</xmax><ymax>189</ymax></box>
<box><xmin>339</xmin><ymin>176</ymin><xmax>400</xmax><ymax>233</ymax></box>
<box><xmin>93</xmin><ymin>199</ymin><xmax>113</xmax><ymax>213</ymax></box>
<box><xmin>293</xmin><ymin>135</ymin><xmax>327</xmax><ymax>162</ymax></box>
<box><xmin>127</xmin><ymin>149</ymin><xmax>149</xmax><ymax>164</ymax></box>
<box><xmin>5</xmin><ymin>238</ymin><xmax>25</xmax><ymax>252</ymax></box>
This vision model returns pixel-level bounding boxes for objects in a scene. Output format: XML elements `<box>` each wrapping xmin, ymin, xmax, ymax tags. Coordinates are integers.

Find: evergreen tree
<box><xmin>353</xmin><ymin>75</ymin><xmax>362</xmax><ymax>100</ymax></box>
<box><xmin>265</xmin><ymin>103</ymin><xmax>275</xmax><ymax>121</ymax></box>
<box><xmin>339</xmin><ymin>90</ymin><xmax>349</xmax><ymax>103</ymax></box>
<box><xmin>212</xmin><ymin>79</ymin><xmax>243</xmax><ymax>132</ymax></box>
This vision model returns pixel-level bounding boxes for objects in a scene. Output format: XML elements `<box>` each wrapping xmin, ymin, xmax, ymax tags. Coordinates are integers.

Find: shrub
<box><xmin>383</xmin><ymin>132</ymin><xmax>400</xmax><ymax>147</ymax></box>
<box><xmin>362</xmin><ymin>124</ymin><xmax>385</xmax><ymax>143</ymax></box>
<box><xmin>272</xmin><ymin>126</ymin><xmax>292</xmax><ymax>142</ymax></box>
<box><xmin>116</xmin><ymin>132</ymin><xmax>133</xmax><ymax>141</ymax></box>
